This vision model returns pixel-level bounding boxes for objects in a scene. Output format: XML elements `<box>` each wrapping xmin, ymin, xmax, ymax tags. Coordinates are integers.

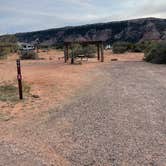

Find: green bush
<box><xmin>112</xmin><ymin>42</ymin><xmax>133</xmax><ymax>54</ymax></box>
<box><xmin>112</xmin><ymin>41</ymin><xmax>159</xmax><ymax>54</ymax></box>
<box><xmin>0</xmin><ymin>35</ymin><xmax>17</xmax><ymax>43</ymax></box>
<box><xmin>70</xmin><ymin>44</ymin><xmax>96</xmax><ymax>58</ymax></box>
<box><xmin>0</xmin><ymin>42</ymin><xmax>19</xmax><ymax>59</ymax></box>
<box><xmin>0</xmin><ymin>46</ymin><xmax>11</xmax><ymax>59</ymax></box>
<box><xmin>133</xmin><ymin>41</ymin><xmax>154</xmax><ymax>54</ymax></box>
<box><xmin>112</xmin><ymin>41</ymin><xmax>166</xmax><ymax>64</ymax></box>
<box><xmin>132</xmin><ymin>43</ymin><xmax>144</xmax><ymax>52</ymax></box>
<box><xmin>20</xmin><ymin>50</ymin><xmax>38</xmax><ymax>60</ymax></box>
<box><xmin>0</xmin><ymin>35</ymin><xmax>18</xmax><ymax>59</ymax></box>
<box><xmin>144</xmin><ymin>42</ymin><xmax>166</xmax><ymax>64</ymax></box>
<box><xmin>70</xmin><ymin>44</ymin><xmax>83</xmax><ymax>58</ymax></box>
<box><xmin>0</xmin><ymin>50</ymin><xmax>7</xmax><ymax>59</ymax></box>
<box><xmin>82</xmin><ymin>45</ymin><xmax>96</xmax><ymax>58</ymax></box>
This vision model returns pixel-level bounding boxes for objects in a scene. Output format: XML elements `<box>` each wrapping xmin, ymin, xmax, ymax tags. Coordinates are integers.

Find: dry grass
<box><xmin>0</xmin><ymin>84</ymin><xmax>18</xmax><ymax>102</ymax></box>
<box><xmin>0</xmin><ymin>112</ymin><xmax>11</xmax><ymax>121</ymax></box>
<box><xmin>0</xmin><ymin>82</ymin><xmax>30</xmax><ymax>102</ymax></box>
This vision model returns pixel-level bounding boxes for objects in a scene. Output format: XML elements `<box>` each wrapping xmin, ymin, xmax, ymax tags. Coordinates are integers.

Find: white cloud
<box><xmin>0</xmin><ymin>0</ymin><xmax>166</xmax><ymax>35</ymax></box>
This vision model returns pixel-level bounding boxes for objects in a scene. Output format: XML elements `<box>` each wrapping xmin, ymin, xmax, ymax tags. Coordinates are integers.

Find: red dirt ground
<box><xmin>0</xmin><ymin>50</ymin><xmax>144</xmax><ymax>119</ymax></box>
<box><xmin>0</xmin><ymin>50</ymin><xmax>144</xmax><ymax>165</ymax></box>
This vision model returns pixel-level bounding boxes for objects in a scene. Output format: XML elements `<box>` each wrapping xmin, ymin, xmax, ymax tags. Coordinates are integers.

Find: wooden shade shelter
<box><xmin>64</xmin><ymin>41</ymin><xmax>104</xmax><ymax>64</ymax></box>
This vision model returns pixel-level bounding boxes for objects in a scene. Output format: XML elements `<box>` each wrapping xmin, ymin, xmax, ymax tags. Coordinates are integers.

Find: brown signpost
<box><xmin>16</xmin><ymin>59</ymin><xmax>23</xmax><ymax>100</ymax></box>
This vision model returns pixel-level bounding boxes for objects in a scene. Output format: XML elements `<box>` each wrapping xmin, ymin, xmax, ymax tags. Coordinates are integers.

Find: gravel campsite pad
<box><xmin>0</xmin><ymin>54</ymin><xmax>166</xmax><ymax>165</ymax></box>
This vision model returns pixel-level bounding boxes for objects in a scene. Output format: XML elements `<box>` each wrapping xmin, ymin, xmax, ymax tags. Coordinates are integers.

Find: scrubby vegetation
<box><xmin>112</xmin><ymin>41</ymin><xmax>151</xmax><ymax>54</ymax></box>
<box><xmin>0</xmin><ymin>82</ymin><xmax>31</xmax><ymax>102</ymax></box>
<box><xmin>112</xmin><ymin>42</ymin><xmax>133</xmax><ymax>53</ymax></box>
<box><xmin>144</xmin><ymin>41</ymin><xmax>166</xmax><ymax>64</ymax></box>
<box><xmin>20</xmin><ymin>50</ymin><xmax>38</xmax><ymax>60</ymax></box>
<box><xmin>0</xmin><ymin>43</ymin><xmax>18</xmax><ymax>59</ymax></box>
<box><xmin>0</xmin><ymin>35</ymin><xmax>18</xmax><ymax>59</ymax></box>
<box><xmin>112</xmin><ymin>40</ymin><xmax>166</xmax><ymax>64</ymax></box>
<box><xmin>0</xmin><ymin>84</ymin><xmax>19</xmax><ymax>102</ymax></box>
<box><xmin>70</xmin><ymin>44</ymin><xmax>96</xmax><ymax>58</ymax></box>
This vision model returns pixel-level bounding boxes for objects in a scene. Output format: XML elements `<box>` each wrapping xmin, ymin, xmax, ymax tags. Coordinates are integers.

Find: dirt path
<box><xmin>0</xmin><ymin>59</ymin><xmax>166</xmax><ymax>165</ymax></box>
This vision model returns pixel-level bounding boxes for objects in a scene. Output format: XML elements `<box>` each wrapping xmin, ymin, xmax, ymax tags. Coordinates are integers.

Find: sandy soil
<box><xmin>106</xmin><ymin>50</ymin><xmax>144</xmax><ymax>61</ymax></box>
<box><xmin>0</xmin><ymin>50</ymin><xmax>144</xmax><ymax>119</ymax></box>
<box><xmin>0</xmin><ymin>50</ymin><xmax>146</xmax><ymax>165</ymax></box>
<box><xmin>0</xmin><ymin>49</ymin><xmax>102</xmax><ymax>118</ymax></box>
<box><xmin>0</xmin><ymin>50</ymin><xmax>143</xmax><ymax>117</ymax></box>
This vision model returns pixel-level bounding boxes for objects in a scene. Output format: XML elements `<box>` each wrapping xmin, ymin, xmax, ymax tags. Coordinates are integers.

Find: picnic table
<box><xmin>76</xmin><ymin>55</ymin><xmax>88</xmax><ymax>61</ymax></box>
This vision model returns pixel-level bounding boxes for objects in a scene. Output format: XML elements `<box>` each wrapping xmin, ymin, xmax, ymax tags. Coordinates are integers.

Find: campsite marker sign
<box><xmin>16</xmin><ymin>59</ymin><xmax>23</xmax><ymax>100</ymax></box>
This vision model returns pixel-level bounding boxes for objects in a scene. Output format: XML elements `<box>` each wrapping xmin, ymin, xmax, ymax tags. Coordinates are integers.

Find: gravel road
<box><xmin>48</xmin><ymin>61</ymin><xmax>166</xmax><ymax>166</ymax></box>
<box><xmin>1</xmin><ymin>61</ymin><xmax>166</xmax><ymax>166</ymax></box>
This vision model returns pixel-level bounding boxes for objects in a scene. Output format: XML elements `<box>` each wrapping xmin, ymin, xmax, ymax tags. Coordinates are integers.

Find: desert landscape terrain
<box><xmin>0</xmin><ymin>50</ymin><xmax>144</xmax><ymax>119</ymax></box>
<box><xmin>1</xmin><ymin>50</ymin><xmax>166</xmax><ymax>165</ymax></box>
<box><xmin>0</xmin><ymin>50</ymin><xmax>100</xmax><ymax>118</ymax></box>
<box><xmin>1</xmin><ymin>0</ymin><xmax>166</xmax><ymax>164</ymax></box>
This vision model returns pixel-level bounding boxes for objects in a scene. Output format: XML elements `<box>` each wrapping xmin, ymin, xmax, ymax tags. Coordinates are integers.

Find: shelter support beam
<box><xmin>71</xmin><ymin>46</ymin><xmax>74</xmax><ymax>64</ymax></box>
<box><xmin>64</xmin><ymin>44</ymin><xmax>69</xmax><ymax>63</ymax></box>
<box><xmin>101</xmin><ymin>42</ymin><xmax>104</xmax><ymax>62</ymax></box>
<box><xmin>97</xmin><ymin>43</ymin><xmax>100</xmax><ymax>61</ymax></box>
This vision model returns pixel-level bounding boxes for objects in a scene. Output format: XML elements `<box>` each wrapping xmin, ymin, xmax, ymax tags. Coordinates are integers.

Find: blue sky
<box><xmin>0</xmin><ymin>0</ymin><xmax>166</xmax><ymax>35</ymax></box>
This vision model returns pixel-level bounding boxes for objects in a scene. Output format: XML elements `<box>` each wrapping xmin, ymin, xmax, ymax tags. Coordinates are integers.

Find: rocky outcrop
<box><xmin>2</xmin><ymin>17</ymin><xmax>166</xmax><ymax>45</ymax></box>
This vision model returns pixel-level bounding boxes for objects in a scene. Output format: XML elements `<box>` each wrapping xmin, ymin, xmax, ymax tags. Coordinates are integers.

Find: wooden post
<box><xmin>101</xmin><ymin>42</ymin><xmax>104</xmax><ymax>62</ymax></box>
<box><xmin>66</xmin><ymin>44</ymin><xmax>69</xmax><ymax>61</ymax></box>
<box><xmin>64</xmin><ymin>44</ymin><xmax>69</xmax><ymax>63</ymax></box>
<box><xmin>71</xmin><ymin>45</ymin><xmax>74</xmax><ymax>64</ymax></box>
<box><xmin>37</xmin><ymin>45</ymin><xmax>39</xmax><ymax>53</ymax></box>
<box><xmin>16</xmin><ymin>59</ymin><xmax>23</xmax><ymax>100</ymax></box>
<box><xmin>97</xmin><ymin>43</ymin><xmax>100</xmax><ymax>61</ymax></box>
<box><xmin>64</xmin><ymin>44</ymin><xmax>67</xmax><ymax>63</ymax></box>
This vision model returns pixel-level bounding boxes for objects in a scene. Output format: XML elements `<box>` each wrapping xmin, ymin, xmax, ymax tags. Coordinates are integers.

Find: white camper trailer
<box><xmin>19</xmin><ymin>43</ymin><xmax>35</xmax><ymax>51</ymax></box>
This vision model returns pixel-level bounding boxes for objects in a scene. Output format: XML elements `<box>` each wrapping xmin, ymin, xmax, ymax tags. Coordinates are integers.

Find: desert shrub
<box><xmin>112</xmin><ymin>41</ymin><xmax>159</xmax><ymax>54</ymax></box>
<box><xmin>134</xmin><ymin>41</ymin><xmax>155</xmax><ymax>54</ymax></box>
<box><xmin>132</xmin><ymin>43</ymin><xmax>144</xmax><ymax>52</ymax></box>
<box><xmin>0</xmin><ymin>46</ymin><xmax>11</xmax><ymax>59</ymax></box>
<box><xmin>40</xmin><ymin>44</ymin><xmax>49</xmax><ymax>50</ymax></box>
<box><xmin>70</xmin><ymin>44</ymin><xmax>83</xmax><ymax>58</ymax></box>
<box><xmin>55</xmin><ymin>43</ymin><xmax>64</xmax><ymax>50</ymax></box>
<box><xmin>0</xmin><ymin>42</ymin><xmax>19</xmax><ymax>59</ymax></box>
<box><xmin>20</xmin><ymin>50</ymin><xmax>38</xmax><ymax>60</ymax></box>
<box><xmin>0</xmin><ymin>84</ymin><xmax>18</xmax><ymax>102</ymax></box>
<box><xmin>0</xmin><ymin>82</ymin><xmax>31</xmax><ymax>102</ymax></box>
<box><xmin>82</xmin><ymin>45</ymin><xmax>96</xmax><ymax>58</ymax></box>
<box><xmin>144</xmin><ymin>42</ymin><xmax>166</xmax><ymax>64</ymax></box>
<box><xmin>70</xmin><ymin>44</ymin><xmax>96</xmax><ymax>58</ymax></box>
<box><xmin>112</xmin><ymin>42</ymin><xmax>133</xmax><ymax>53</ymax></box>
<box><xmin>0</xmin><ymin>50</ymin><xmax>7</xmax><ymax>59</ymax></box>
<box><xmin>0</xmin><ymin>35</ymin><xmax>18</xmax><ymax>59</ymax></box>
<box><xmin>0</xmin><ymin>35</ymin><xmax>17</xmax><ymax>43</ymax></box>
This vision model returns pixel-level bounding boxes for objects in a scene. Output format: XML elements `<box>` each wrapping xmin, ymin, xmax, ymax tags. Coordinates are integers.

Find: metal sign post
<box><xmin>16</xmin><ymin>59</ymin><xmax>23</xmax><ymax>100</ymax></box>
